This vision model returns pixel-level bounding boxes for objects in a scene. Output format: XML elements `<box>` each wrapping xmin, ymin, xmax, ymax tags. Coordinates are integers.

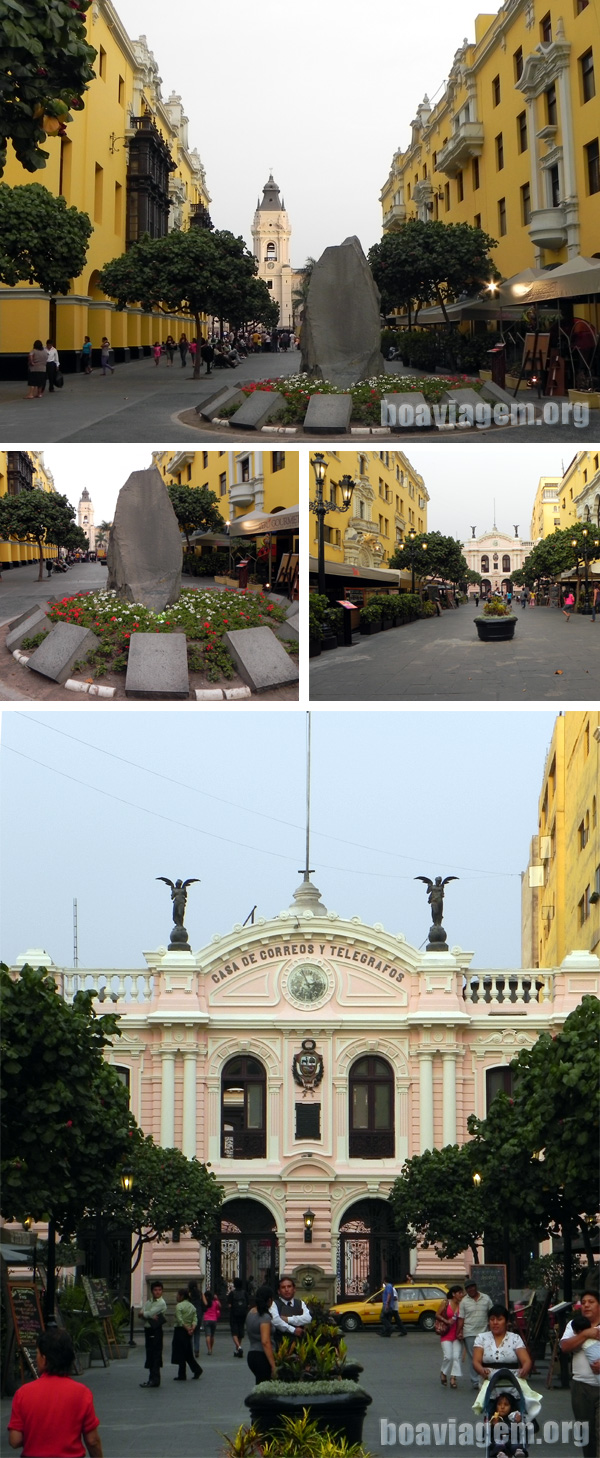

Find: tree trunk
<box><xmin>193</xmin><ymin>312</ymin><xmax>202</xmax><ymax>380</ymax></box>
<box><xmin>36</xmin><ymin>534</ymin><xmax>45</xmax><ymax>582</ymax></box>
<box><xmin>562</xmin><ymin>1218</ymin><xmax>572</xmax><ymax>1303</ymax></box>
<box><xmin>435</xmin><ymin>284</ymin><xmax>451</xmax><ymax>329</ymax></box>
<box><xmin>577</xmin><ymin>1215</ymin><xmax>594</xmax><ymax>1269</ymax></box>
<box><xmin>44</xmin><ymin>1220</ymin><xmax>57</xmax><ymax>1325</ymax></box>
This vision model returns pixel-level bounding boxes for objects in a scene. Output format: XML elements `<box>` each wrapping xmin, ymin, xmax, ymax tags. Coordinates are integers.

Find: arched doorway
<box><xmin>336</xmin><ymin>1198</ymin><xmax>408</xmax><ymax>1301</ymax></box>
<box><xmin>207</xmin><ymin>1197</ymin><xmax>279</xmax><ymax>1303</ymax></box>
<box><xmin>480</xmin><ymin>578</ymin><xmax>492</xmax><ymax>597</ymax></box>
<box><xmin>501</xmin><ymin>578</ymin><xmax>513</xmax><ymax>594</ymax></box>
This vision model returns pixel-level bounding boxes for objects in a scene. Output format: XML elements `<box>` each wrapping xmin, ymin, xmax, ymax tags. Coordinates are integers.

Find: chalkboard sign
<box><xmin>470</xmin><ymin>1264</ymin><xmax>508</xmax><ymax>1308</ymax></box>
<box><xmin>82</xmin><ymin>1276</ymin><xmax>112</xmax><ymax>1319</ymax></box>
<box><xmin>7</xmin><ymin>1283</ymin><xmax>44</xmax><ymax>1378</ymax></box>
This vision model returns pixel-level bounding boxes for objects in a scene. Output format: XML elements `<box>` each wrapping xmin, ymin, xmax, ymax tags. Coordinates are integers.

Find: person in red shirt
<box><xmin>8</xmin><ymin>1329</ymin><xmax>103</xmax><ymax>1458</ymax></box>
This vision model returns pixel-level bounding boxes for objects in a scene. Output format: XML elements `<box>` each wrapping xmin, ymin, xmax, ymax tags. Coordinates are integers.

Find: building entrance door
<box><xmin>336</xmin><ymin>1199</ymin><xmax>408</xmax><ymax>1301</ymax></box>
<box><xmin>207</xmin><ymin>1197</ymin><xmax>279</xmax><ymax>1303</ymax></box>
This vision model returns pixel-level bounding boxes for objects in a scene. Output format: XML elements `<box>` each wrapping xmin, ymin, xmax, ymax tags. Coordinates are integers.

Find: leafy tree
<box><xmin>514</xmin><ymin>524</ymin><xmax>600</xmax><ymax>597</ymax></box>
<box><xmin>369</xmin><ymin>220</ymin><xmax>499</xmax><ymax>326</ymax></box>
<box><xmin>0</xmin><ymin>963</ymin><xmax>135</xmax><ymax>1235</ymax></box>
<box><xmin>466</xmin><ymin>569</ymin><xmax>482</xmax><ymax>585</ymax></box>
<box><xmin>389</xmin><ymin>531</ymin><xmax>469</xmax><ymax>585</ymax></box>
<box><xmin>99</xmin><ymin>229</ymin><xmax>276</xmax><ymax>379</ymax></box>
<box><xmin>0</xmin><ymin>489</ymin><xmax>83</xmax><ymax>579</ymax></box>
<box><xmin>104</xmin><ymin>1134</ymin><xmax>224</xmax><ymax>1271</ymax></box>
<box><xmin>389</xmin><ymin>1144</ymin><xmax>486</xmax><ymax>1263</ymax></box>
<box><xmin>0</xmin><ymin>0</ymin><xmax>97</xmax><ymax>175</ymax></box>
<box><xmin>467</xmin><ymin>997</ymin><xmax>600</xmax><ymax>1276</ymax></box>
<box><xmin>167</xmin><ymin>483</ymin><xmax>225</xmax><ymax>553</ymax></box>
<box><xmin>0</xmin><ymin>183</ymin><xmax>92</xmax><ymax>293</ymax></box>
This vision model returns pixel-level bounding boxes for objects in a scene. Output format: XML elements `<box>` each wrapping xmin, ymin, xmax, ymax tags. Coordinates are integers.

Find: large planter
<box><xmin>568</xmin><ymin>389</ymin><xmax>600</xmax><ymax>410</ymax></box>
<box><xmin>475</xmin><ymin>614</ymin><xmax>517</xmax><ymax>642</ymax></box>
<box><xmin>245</xmin><ymin>1385</ymin><xmax>372</xmax><ymax>1445</ymax></box>
<box><xmin>309</xmin><ymin>639</ymin><xmax>322</xmax><ymax>658</ymax></box>
<box><xmin>360</xmin><ymin>621</ymin><xmax>381</xmax><ymax>635</ymax></box>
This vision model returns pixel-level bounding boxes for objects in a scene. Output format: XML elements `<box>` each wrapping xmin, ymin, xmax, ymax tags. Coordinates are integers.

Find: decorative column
<box><xmin>419</xmin><ymin>1052</ymin><xmax>434</xmax><ymax>1153</ymax></box>
<box><xmin>442</xmin><ymin>1053</ymin><xmax>457</xmax><ymax>1145</ymax></box>
<box><xmin>268</xmin><ymin>1080</ymin><xmax>282</xmax><ymax>1162</ymax></box>
<box><xmin>182</xmin><ymin>1052</ymin><xmax>197</xmax><ymax>1158</ymax></box>
<box><xmin>526</xmin><ymin>99</ymin><xmax>541</xmax><ymax>210</ymax></box>
<box><xmin>160</xmin><ymin>1051</ymin><xmax>175</xmax><ymax>1148</ymax></box>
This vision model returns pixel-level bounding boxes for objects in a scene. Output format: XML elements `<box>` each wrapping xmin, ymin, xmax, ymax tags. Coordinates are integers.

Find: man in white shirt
<box><xmin>269</xmin><ymin>1276</ymin><xmax>312</xmax><ymax>1344</ymax></box>
<box><xmin>457</xmin><ymin>1279</ymin><xmax>494</xmax><ymax>1388</ymax></box>
<box><xmin>560</xmin><ymin>1290</ymin><xmax>600</xmax><ymax>1458</ymax></box>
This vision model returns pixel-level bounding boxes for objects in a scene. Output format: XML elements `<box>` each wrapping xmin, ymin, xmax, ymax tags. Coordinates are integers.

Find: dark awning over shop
<box><xmin>229</xmin><ymin>507</ymin><xmax>299</xmax><ymax>537</ymax></box>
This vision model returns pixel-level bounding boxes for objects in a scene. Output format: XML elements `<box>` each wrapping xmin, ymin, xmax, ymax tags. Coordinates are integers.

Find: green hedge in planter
<box><xmin>183</xmin><ymin>550</ymin><xmax>230</xmax><ymax>577</ymax></box>
<box><xmin>223</xmin><ymin>1411</ymin><xmax>371</xmax><ymax>1457</ymax></box>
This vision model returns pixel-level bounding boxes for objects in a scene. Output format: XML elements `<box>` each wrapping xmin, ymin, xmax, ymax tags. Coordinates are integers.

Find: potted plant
<box><xmin>359</xmin><ymin>601</ymin><xmax>383</xmax><ymax>635</ymax></box>
<box><xmin>474</xmin><ymin>598</ymin><xmax>518</xmax><ymax>642</ymax></box>
<box><xmin>379</xmin><ymin>595</ymin><xmax>397</xmax><ymax>629</ymax></box>
<box><xmin>309</xmin><ymin>610</ymin><xmax>323</xmax><ymax>658</ymax></box>
<box><xmin>244</xmin><ymin>1323</ymin><xmax>371</xmax><ymax>1444</ymax></box>
<box><xmin>110</xmin><ymin>1298</ymin><xmax>130</xmax><ymax>1359</ymax></box>
<box><xmin>223</xmin><ymin>1411</ymin><xmax>371</xmax><ymax>1457</ymax></box>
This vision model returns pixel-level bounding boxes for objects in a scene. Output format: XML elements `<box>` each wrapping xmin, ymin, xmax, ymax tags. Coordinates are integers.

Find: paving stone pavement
<box><xmin>0</xmin><ymin>1329</ymin><xmax>577</xmax><ymax>1458</ymax></box>
<box><xmin>310</xmin><ymin>600</ymin><xmax>600</xmax><ymax>702</ymax></box>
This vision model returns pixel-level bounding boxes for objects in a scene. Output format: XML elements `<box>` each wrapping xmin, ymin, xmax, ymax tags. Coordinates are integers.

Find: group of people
<box><xmin>25</xmin><ymin>340</ymin><xmax>61</xmax><ymax>398</ymax></box>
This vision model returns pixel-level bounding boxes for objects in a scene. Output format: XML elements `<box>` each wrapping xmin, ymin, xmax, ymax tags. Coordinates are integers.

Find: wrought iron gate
<box><xmin>207</xmin><ymin>1232</ymin><xmax>279</xmax><ymax>1303</ymax></box>
<box><xmin>336</xmin><ymin>1231</ymin><xmax>409</xmax><ymax>1301</ymax></box>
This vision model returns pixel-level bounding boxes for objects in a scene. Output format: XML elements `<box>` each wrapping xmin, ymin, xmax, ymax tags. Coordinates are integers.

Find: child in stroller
<box><xmin>482</xmin><ymin>1369</ymin><xmax>534</xmax><ymax>1458</ymax></box>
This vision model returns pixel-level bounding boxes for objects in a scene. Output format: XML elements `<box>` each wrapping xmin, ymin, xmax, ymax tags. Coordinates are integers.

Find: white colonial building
<box><xmin>463</xmin><ymin>524</ymin><xmax>534</xmax><ymax>595</ymax></box>
<box><xmin>251</xmin><ymin>175</ymin><xmax>294</xmax><ymax>330</ymax></box>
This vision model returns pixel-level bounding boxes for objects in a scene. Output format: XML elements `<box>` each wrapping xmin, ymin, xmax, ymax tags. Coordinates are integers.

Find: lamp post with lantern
<box><xmin>571</xmin><ymin>527</ymin><xmax>600</xmax><ymax>614</ymax></box>
<box><xmin>119</xmin><ymin>1166</ymin><xmax>137</xmax><ymax>1347</ymax></box>
<box><xmin>396</xmin><ymin>527</ymin><xmax>428</xmax><ymax>594</ymax></box>
<box><xmin>310</xmin><ymin>454</ymin><xmax>355</xmax><ymax>597</ymax></box>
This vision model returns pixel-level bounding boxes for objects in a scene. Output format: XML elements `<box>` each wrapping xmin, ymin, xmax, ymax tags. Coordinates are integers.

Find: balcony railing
<box><xmin>465</xmin><ymin>971</ymin><xmax>554</xmax><ymax>1004</ymax></box>
<box><xmin>221</xmin><ymin>1130</ymin><xmax>266</xmax><ymax>1159</ymax></box>
<box><xmin>383</xmin><ymin>202</ymin><xmax>406</xmax><ymax>229</ymax></box>
<box><xmin>349</xmin><ymin>1130</ymin><xmax>395</xmax><ymax>1158</ymax></box>
<box><xmin>61</xmin><ymin>972</ymin><xmax>154</xmax><ymax>1004</ymax></box>
<box><xmin>437</xmin><ymin>122</ymin><xmax>485</xmax><ymax>178</ymax></box>
<box><xmin>230</xmin><ymin>479</ymin><xmax>259</xmax><ymax>508</ymax></box>
<box><xmin>528</xmin><ymin>205</ymin><xmax>567</xmax><ymax>252</ymax></box>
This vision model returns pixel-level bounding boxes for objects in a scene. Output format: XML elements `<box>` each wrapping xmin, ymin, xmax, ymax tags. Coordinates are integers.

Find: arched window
<box><xmin>485</xmin><ymin>1065</ymin><xmax>513</xmax><ymax>1111</ymax></box>
<box><xmin>481</xmin><ymin>555</ymin><xmax>489</xmax><ymax>572</ymax></box>
<box><xmin>349</xmin><ymin>1056</ymin><xmax>394</xmax><ymax>1158</ymax></box>
<box><xmin>266</xmin><ymin>242</ymin><xmax>276</xmax><ymax>259</ymax></box>
<box><xmin>113</xmin><ymin>1065</ymin><xmax>130</xmax><ymax>1102</ymax></box>
<box><xmin>502</xmin><ymin>555</ymin><xmax>511</xmax><ymax>572</ymax></box>
<box><xmin>221</xmin><ymin>1056</ymin><xmax>266</xmax><ymax>1159</ymax></box>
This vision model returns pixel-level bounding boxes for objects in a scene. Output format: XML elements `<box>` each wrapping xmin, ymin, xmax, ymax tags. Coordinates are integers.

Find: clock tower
<box><xmin>77</xmin><ymin>486</ymin><xmax>95</xmax><ymax>552</ymax></box>
<box><xmin>252</xmin><ymin>174</ymin><xmax>293</xmax><ymax>330</ymax></box>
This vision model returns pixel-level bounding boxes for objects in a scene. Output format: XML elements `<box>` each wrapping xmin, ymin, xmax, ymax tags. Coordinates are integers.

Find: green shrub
<box><xmin>20</xmin><ymin>630</ymin><xmax>48</xmax><ymax>649</ymax></box>
<box><xmin>483</xmin><ymin>599</ymin><xmax>512</xmax><ymax>617</ymax></box>
<box><xmin>183</xmin><ymin>550</ymin><xmax>230</xmax><ymax>577</ymax></box>
<box><xmin>419</xmin><ymin>599</ymin><xmax>436</xmax><ymax>617</ymax></box>
<box><xmin>359</xmin><ymin>602</ymin><xmax>383</xmax><ymax>624</ymax></box>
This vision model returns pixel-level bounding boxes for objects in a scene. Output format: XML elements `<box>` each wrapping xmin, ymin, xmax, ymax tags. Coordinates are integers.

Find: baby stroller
<box><xmin>480</xmin><ymin>1367</ymin><xmax>540</xmax><ymax>1458</ymax></box>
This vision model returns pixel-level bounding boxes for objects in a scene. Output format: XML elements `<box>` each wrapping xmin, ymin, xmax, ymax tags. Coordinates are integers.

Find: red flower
<box><xmin>66</xmin><ymin>1120</ymin><xmax>73</xmax><ymax>1127</ymax></box>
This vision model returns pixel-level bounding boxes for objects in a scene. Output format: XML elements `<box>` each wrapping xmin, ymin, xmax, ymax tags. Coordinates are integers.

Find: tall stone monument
<box><xmin>107</xmin><ymin>466</ymin><xmax>182</xmax><ymax>610</ymax></box>
<box><xmin>300</xmin><ymin>236</ymin><xmax>384</xmax><ymax>388</ymax></box>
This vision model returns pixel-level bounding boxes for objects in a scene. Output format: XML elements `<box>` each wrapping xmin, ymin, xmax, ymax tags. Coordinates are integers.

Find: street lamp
<box><xmin>396</xmin><ymin>527</ymin><xmax>428</xmax><ymax>593</ymax></box>
<box><xmin>472</xmin><ymin>1172</ymin><xmax>482</xmax><ymax>1187</ymax></box>
<box><xmin>310</xmin><ymin>454</ymin><xmax>355</xmax><ymax>596</ymax></box>
<box><xmin>303</xmin><ymin>1209</ymin><xmax>315</xmax><ymax>1244</ymax></box>
<box><xmin>571</xmin><ymin>528</ymin><xmax>600</xmax><ymax>614</ymax></box>
<box><xmin>120</xmin><ymin>1166</ymin><xmax>136</xmax><ymax>1345</ymax></box>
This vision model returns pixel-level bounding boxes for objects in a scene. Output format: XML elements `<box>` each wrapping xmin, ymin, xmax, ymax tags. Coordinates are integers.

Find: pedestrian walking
<box><xmin>171</xmin><ymin>1288</ymin><xmax>203</xmax><ymax>1381</ymax></box>
<box><xmin>25</xmin><ymin>340</ymin><xmax>48</xmax><ymax>398</ymax></box>
<box><xmin>381</xmin><ymin>1276</ymin><xmax>407</xmax><ymax>1337</ymax></box>
<box><xmin>202</xmin><ymin>1290</ymin><xmax>221</xmax><ymax>1354</ymax></box>
<box><xmin>436</xmin><ymin>1285</ymin><xmax>464</xmax><ymax>1389</ymax></box>
<box><xmin>45</xmin><ymin>557</ymin><xmax>54</xmax><ymax>578</ymax></box>
<box><xmin>245</xmin><ymin>1284</ymin><xmax>276</xmax><ymax>1385</ymax></box>
<box><xmin>474</xmin><ymin>593</ymin><xmax>479</xmax><ymax>607</ymax></box>
<box><xmin>560</xmin><ymin>1288</ymin><xmax>600</xmax><ymax>1458</ymax></box>
<box><xmin>165</xmin><ymin>334</ymin><xmax>176</xmax><ymax>366</ymax></box>
<box><xmin>562</xmin><ymin>591</ymin><xmax>575</xmax><ymax>621</ymax></box>
<box><xmin>153</xmin><ymin>341</ymin><xmax>162</xmax><ymax>367</ymax></box>
<box><xmin>7</xmin><ymin>1329</ymin><xmax>103</xmax><ymax>1457</ymax></box>
<box><xmin>520</xmin><ymin>590</ymin><xmax>528</xmax><ymax>609</ymax></box>
<box><xmin>45</xmin><ymin>339</ymin><xmax>60</xmax><ymax>392</ymax></box>
<box><xmin>227</xmin><ymin>1277</ymin><xmax>249</xmax><ymax>1357</ymax></box>
<box><xmin>591</xmin><ymin>586</ymin><xmax>600</xmax><ymax>622</ymax></box>
<box><xmin>457</xmin><ymin>1279</ymin><xmax>493</xmax><ymax>1389</ymax></box>
<box><xmin>140</xmin><ymin>1279</ymin><xmax>167</xmax><ymax>1388</ymax></box>
<box><xmin>200</xmin><ymin>340</ymin><xmax>214</xmax><ymax>376</ymax></box>
<box><xmin>81</xmin><ymin>335</ymin><xmax>93</xmax><ymax>374</ymax></box>
<box><xmin>100</xmin><ymin>337</ymin><xmax>114</xmax><ymax>375</ymax></box>
<box><xmin>179</xmin><ymin>333</ymin><xmax>189</xmax><ymax>367</ymax></box>
<box><xmin>187</xmin><ymin>1280</ymin><xmax>204</xmax><ymax>1358</ymax></box>
<box><xmin>190</xmin><ymin>338</ymin><xmax>197</xmax><ymax>367</ymax></box>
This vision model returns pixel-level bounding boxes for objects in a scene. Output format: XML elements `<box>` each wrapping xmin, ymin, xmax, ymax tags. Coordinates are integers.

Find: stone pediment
<box><xmin>280</xmin><ymin>1153</ymin><xmax>337</xmax><ymax>1181</ymax></box>
<box><xmin>205</xmin><ymin>928</ymin><xmax>413</xmax><ymax>1010</ymax></box>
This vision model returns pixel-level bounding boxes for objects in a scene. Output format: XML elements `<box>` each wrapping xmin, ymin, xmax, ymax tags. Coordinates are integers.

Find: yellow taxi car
<box><xmin>331</xmin><ymin>1282</ymin><xmax>449</xmax><ymax>1332</ymax></box>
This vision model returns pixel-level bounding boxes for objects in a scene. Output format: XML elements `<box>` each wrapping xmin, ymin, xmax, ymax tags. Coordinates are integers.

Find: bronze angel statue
<box><xmin>414</xmin><ymin>875</ymin><xmax>458</xmax><ymax>926</ymax></box>
<box><xmin>156</xmin><ymin>877</ymin><xmax>199</xmax><ymax>927</ymax></box>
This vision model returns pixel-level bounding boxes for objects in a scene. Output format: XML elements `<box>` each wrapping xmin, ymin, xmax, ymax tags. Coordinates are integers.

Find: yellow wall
<box><xmin>381</xmin><ymin>0</ymin><xmax>600</xmax><ymax>324</ymax></box>
<box><xmin>310</xmin><ymin>450</ymin><xmax>429</xmax><ymax>572</ymax></box>
<box><xmin>152</xmin><ymin>449</ymin><xmax>298</xmax><ymax>525</ymax></box>
<box><xmin>525</xmin><ymin>713</ymin><xmax>600</xmax><ymax>967</ymax></box>
<box><xmin>558</xmin><ymin>450</ymin><xmax>600</xmax><ymax>525</ymax></box>
<box><xmin>530</xmin><ymin>475</ymin><xmax>562</xmax><ymax>539</ymax></box>
<box><xmin>0</xmin><ymin>449</ymin><xmax>58</xmax><ymax>564</ymax></box>
<box><xmin>1</xmin><ymin>0</ymin><xmax>210</xmax><ymax>361</ymax></box>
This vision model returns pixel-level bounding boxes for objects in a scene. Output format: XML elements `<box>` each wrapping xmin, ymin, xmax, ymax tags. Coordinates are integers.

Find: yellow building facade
<box><xmin>557</xmin><ymin>448</ymin><xmax>600</xmax><ymax>526</ymax></box>
<box><xmin>0</xmin><ymin>450</ymin><xmax>57</xmax><ymax>565</ymax></box>
<box><xmin>529</xmin><ymin>473</ymin><xmax>562</xmax><ymax>539</ymax></box>
<box><xmin>0</xmin><ymin>0</ymin><xmax>210</xmax><ymax>373</ymax></box>
<box><xmin>310</xmin><ymin>451</ymin><xmax>429</xmax><ymax>572</ymax></box>
<box><xmin>152</xmin><ymin>449</ymin><xmax>298</xmax><ymax>523</ymax></box>
<box><xmin>381</xmin><ymin>0</ymin><xmax>599</xmax><ymax>315</ymax></box>
<box><xmin>521</xmin><ymin>712</ymin><xmax>600</xmax><ymax>968</ymax></box>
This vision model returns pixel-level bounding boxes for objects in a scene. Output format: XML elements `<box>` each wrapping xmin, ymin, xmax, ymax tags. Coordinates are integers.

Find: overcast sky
<box><xmin>37</xmin><ymin>443</ymin><xmax>578</xmax><ymax>536</ymax></box>
<box><xmin>1</xmin><ymin>709</ymin><xmax>555</xmax><ymax>971</ymax></box>
<box><xmin>112</xmin><ymin>0</ymin><xmax>499</xmax><ymax>265</ymax></box>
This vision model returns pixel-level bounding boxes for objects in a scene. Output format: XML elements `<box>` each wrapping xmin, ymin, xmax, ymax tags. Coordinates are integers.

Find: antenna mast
<box><xmin>73</xmin><ymin>898</ymin><xmax>78</xmax><ymax>968</ymax></box>
<box><xmin>303</xmin><ymin>711</ymin><xmax>314</xmax><ymax>882</ymax></box>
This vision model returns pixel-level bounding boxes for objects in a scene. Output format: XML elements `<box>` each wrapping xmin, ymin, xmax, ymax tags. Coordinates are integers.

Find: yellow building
<box><xmin>381</xmin><ymin>0</ymin><xmax>600</xmax><ymax>317</ymax></box>
<box><xmin>0</xmin><ymin>450</ymin><xmax>57</xmax><ymax>565</ymax></box>
<box><xmin>309</xmin><ymin>450</ymin><xmax>429</xmax><ymax>573</ymax></box>
<box><xmin>1</xmin><ymin>0</ymin><xmax>210</xmax><ymax>374</ymax></box>
<box><xmin>522</xmin><ymin>712</ymin><xmax>600</xmax><ymax>968</ymax></box>
<box><xmin>530</xmin><ymin>474</ymin><xmax>562</xmax><ymax>540</ymax></box>
<box><xmin>153</xmin><ymin>449</ymin><xmax>298</xmax><ymax>523</ymax></box>
<box><xmin>557</xmin><ymin>449</ymin><xmax>600</xmax><ymax>526</ymax></box>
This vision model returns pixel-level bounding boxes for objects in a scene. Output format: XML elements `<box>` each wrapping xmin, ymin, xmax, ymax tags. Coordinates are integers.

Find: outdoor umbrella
<box><xmin>521</xmin><ymin>256</ymin><xmax>600</xmax><ymax>304</ymax></box>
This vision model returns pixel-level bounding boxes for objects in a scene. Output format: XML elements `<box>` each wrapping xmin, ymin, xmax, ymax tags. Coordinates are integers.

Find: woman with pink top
<box><xmin>436</xmin><ymin>1284</ymin><xmax>464</xmax><ymax>1389</ymax></box>
<box><xmin>202</xmin><ymin>1290</ymin><xmax>221</xmax><ymax>1355</ymax></box>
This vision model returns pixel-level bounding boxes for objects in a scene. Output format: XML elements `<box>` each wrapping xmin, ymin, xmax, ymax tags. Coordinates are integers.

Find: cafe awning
<box><xmin>229</xmin><ymin>507</ymin><xmax>299</xmax><ymax>536</ymax></box>
<box><xmin>309</xmin><ymin>556</ymin><xmax>409</xmax><ymax>585</ymax></box>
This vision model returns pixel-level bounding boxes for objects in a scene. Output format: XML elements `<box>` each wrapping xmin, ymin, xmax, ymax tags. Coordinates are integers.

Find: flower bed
<box><xmin>220</xmin><ymin>372</ymin><xmax>483</xmax><ymax>426</ymax></box>
<box><xmin>44</xmin><ymin>588</ymin><xmax>288</xmax><ymax>683</ymax></box>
